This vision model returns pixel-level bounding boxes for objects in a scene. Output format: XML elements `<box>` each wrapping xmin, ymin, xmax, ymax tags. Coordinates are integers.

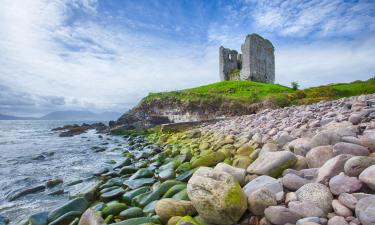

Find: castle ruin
<box><xmin>219</xmin><ymin>33</ymin><xmax>275</xmax><ymax>83</ymax></box>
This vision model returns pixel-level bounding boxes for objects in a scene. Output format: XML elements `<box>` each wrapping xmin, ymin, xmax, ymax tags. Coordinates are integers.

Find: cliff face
<box><xmin>115</xmin><ymin>97</ymin><xmax>274</xmax><ymax>130</ymax></box>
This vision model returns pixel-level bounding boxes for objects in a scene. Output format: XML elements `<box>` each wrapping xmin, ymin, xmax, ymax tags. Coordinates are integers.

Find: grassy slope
<box><xmin>143</xmin><ymin>78</ymin><xmax>375</xmax><ymax>108</ymax></box>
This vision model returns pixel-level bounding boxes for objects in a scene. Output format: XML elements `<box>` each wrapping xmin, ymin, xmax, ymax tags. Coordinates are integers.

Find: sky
<box><xmin>0</xmin><ymin>0</ymin><xmax>374</xmax><ymax>116</ymax></box>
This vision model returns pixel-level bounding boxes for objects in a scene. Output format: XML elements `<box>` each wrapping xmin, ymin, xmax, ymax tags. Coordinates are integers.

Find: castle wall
<box><xmin>219</xmin><ymin>47</ymin><xmax>241</xmax><ymax>81</ymax></box>
<box><xmin>220</xmin><ymin>34</ymin><xmax>275</xmax><ymax>83</ymax></box>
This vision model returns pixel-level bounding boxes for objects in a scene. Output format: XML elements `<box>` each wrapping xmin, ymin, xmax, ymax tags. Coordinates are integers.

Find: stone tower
<box><xmin>219</xmin><ymin>33</ymin><xmax>275</xmax><ymax>83</ymax></box>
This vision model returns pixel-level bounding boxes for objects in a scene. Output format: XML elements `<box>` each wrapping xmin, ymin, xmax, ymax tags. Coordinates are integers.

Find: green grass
<box><xmin>143</xmin><ymin>78</ymin><xmax>375</xmax><ymax>108</ymax></box>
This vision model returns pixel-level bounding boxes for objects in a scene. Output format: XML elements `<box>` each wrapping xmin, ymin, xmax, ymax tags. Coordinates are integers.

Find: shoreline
<box><xmin>10</xmin><ymin>94</ymin><xmax>375</xmax><ymax>225</ymax></box>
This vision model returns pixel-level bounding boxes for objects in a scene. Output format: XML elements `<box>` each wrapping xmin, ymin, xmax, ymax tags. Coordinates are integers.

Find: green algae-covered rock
<box><xmin>167</xmin><ymin>216</ymin><xmax>182</xmax><ymax>225</ymax></box>
<box><xmin>232</xmin><ymin>156</ymin><xmax>252</xmax><ymax>169</ymax></box>
<box><xmin>129</xmin><ymin>168</ymin><xmax>154</xmax><ymax>180</ymax></box>
<box><xmin>187</xmin><ymin>167</ymin><xmax>247</xmax><ymax>225</ymax></box>
<box><xmin>49</xmin><ymin>211</ymin><xmax>81</xmax><ymax>225</ymax></box>
<box><xmin>172</xmin><ymin>189</ymin><xmax>189</xmax><ymax>201</ymax></box>
<box><xmin>110</xmin><ymin>217</ymin><xmax>160</xmax><ymax>225</ymax></box>
<box><xmin>155</xmin><ymin>199</ymin><xmax>197</xmax><ymax>224</ymax></box>
<box><xmin>143</xmin><ymin>200</ymin><xmax>158</xmax><ymax>215</ymax></box>
<box><xmin>102</xmin><ymin>201</ymin><xmax>128</xmax><ymax>217</ymax></box>
<box><xmin>158</xmin><ymin>168</ymin><xmax>176</xmax><ymax>181</ymax></box>
<box><xmin>247</xmin><ymin>151</ymin><xmax>297</xmax><ymax>177</ymax></box>
<box><xmin>191</xmin><ymin>152</ymin><xmax>225</xmax><ymax>168</ymax></box>
<box><xmin>100</xmin><ymin>188</ymin><xmax>125</xmax><ymax>201</ymax></box>
<box><xmin>131</xmin><ymin>191</ymin><xmax>153</xmax><ymax>207</ymax></box>
<box><xmin>122</xmin><ymin>187</ymin><xmax>151</xmax><ymax>205</ymax></box>
<box><xmin>176</xmin><ymin>169</ymin><xmax>197</xmax><ymax>182</ymax></box>
<box><xmin>136</xmin><ymin>180</ymin><xmax>183</xmax><ymax>207</ymax></box>
<box><xmin>48</xmin><ymin>197</ymin><xmax>89</xmax><ymax>222</ymax></box>
<box><xmin>119</xmin><ymin>207</ymin><xmax>144</xmax><ymax>220</ymax></box>
<box><xmin>119</xmin><ymin>166</ymin><xmax>137</xmax><ymax>175</ymax></box>
<box><xmin>236</xmin><ymin>144</ymin><xmax>254</xmax><ymax>156</ymax></box>
<box><xmin>176</xmin><ymin>162</ymin><xmax>192</xmax><ymax>173</ymax></box>
<box><xmin>163</xmin><ymin>184</ymin><xmax>187</xmax><ymax>198</ymax></box>
<box><xmin>176</xmin><ymin>216</ymin><xmax>200</xmax><ymax>225</ymax></box>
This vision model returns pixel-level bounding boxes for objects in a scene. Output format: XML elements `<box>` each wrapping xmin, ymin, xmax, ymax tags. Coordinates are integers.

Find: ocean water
<box><xmin>0</xmin><ymin>120</ymin><xmax>125</xmax><ymax>224</ymax></box>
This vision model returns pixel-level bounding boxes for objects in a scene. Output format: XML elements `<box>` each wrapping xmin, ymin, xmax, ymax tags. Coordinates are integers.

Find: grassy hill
<box><xmin>144</xmin><ymin>78</ymin><xmax>375</xmax><ymax>108</ymax></box>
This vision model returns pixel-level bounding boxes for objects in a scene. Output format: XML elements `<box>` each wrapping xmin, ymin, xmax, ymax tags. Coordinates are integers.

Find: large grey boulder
<box><xmin>247</xmin><ymin>188</ymin><xmax>277</xmax><ymax>216</ymax></box>
<box><xmin>247</xmin><ymin>151</ymin><xmax>297</xmax><ymax>177</ymax></box>
<box><xmin>306</xmin><ymin>145</ymin><xmax>334</xmax><ymax>168</ymax></box>
<box><xmin>333</xmin><ymin>142</ymin><xmax>369</xmax><ymax>156</ymax></box>
<box><xmin>187</xmin><ymin>167</ymin><xmax>247</xmax><ymax>225</ymax></box>
<box><xmin>287</xmin><ymin>138</ymin><xmax>311</xmax><ymax>156</ymax></box>
<box><xmin>78</xmin><ymin>209</ymin><xmax>105</xmax><ymax>225</ymax></box>
<box><xmin>214</xmin><ymin>163</ymin><xmax>246</xmax><ymax>186</ymax></box>
<box><xmin>264</xmin><ymin>206</ymin><xmax>302</xmax><ymax>225</ymax></box>
<box><xmin>344</xmin><ymin>156</ymin><xmax>375</xmax><ymax>177</ymax></box>
<box><xmin>355</xmin><ymin>197</ymin><xmax>375</xmax><ymax>225</ymax></box>
<box><xmin>329</xmin><ymin>173</ymin><xmax>362</xmax><ymax>195</ymax></box>
<box><xmin>296</xmin><ymin>183</ymin><xmax>333</xmax><ymax>214</ymax></box>
<box><xmin>315</xmin><ymin>154</ymin><xmax>352</xmax><ymax>184</ymax></box>
<box><xmin>359</xmin><ymin>165</ymin><xmax>375</xmax><ymax>191</ymax></box>
<box><xmin>310</xmin><ymin>130</ymin><xmax>341</xmax><ymax>148</ymax></box>
<box><xmin>242</xmin><ymin>175</ymin><xmax>284</xmax><ymax>201</ymax></box>
<box><xmin>288</xmin><ymin>201</ymin><xmax>325</xmax><ymax>218</ymax></box>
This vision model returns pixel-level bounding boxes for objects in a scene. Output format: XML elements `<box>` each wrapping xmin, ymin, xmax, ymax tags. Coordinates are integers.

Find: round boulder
<box><xmin>247</xmin><ymin>188</ymin><xmax>277</xmax><ymax>216</ymax></box>
<box><xmin>155</xmin><ymin>198</ymin><xmax>197</xmax><ymax>224</ymax></box>
<box><xmin>344</xmin><ymin>156</ymin><xmax>375</xmax><ymax>177</ymax></box>
<box><xmin>296</xmin><ymin>183</ymin><xmax>333</xmax><ymax>214</ymax></box>
<box><xmin>187</xmin><ymin>167</ymin><xmax>247</xmax><ymax>225</ymax></box>
<box><xmin>355</xmin><ymin>197</ymin><xmax>375</xmax><ymax>225</ymax></box>
<box><xmin>358</xmin><ymin>165</ymin><xmax>375</xmax><ymax>191</ymax></box>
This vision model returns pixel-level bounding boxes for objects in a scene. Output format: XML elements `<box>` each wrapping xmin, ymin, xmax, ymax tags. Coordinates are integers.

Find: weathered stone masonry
<box><xmin>219</xmin><ymin>33</ymin><xmax>275</xmax><ymax>83</ymax></box>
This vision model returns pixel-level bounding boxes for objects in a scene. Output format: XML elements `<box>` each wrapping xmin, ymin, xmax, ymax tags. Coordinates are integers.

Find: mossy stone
<box><xmin>163</xmin><ymin>184</ymin><xmax>187</xmax><ymax>198</ymax></box>
<box><xmin>119</xmin><ymin>207</ymin><xmax>144</xmax><ymax>219</ymax></box>
<box><xmin>122</xmin><ymin>187</ymin><xmax>151</xmax><ymax>205</ymax></box>
<box><xmin>102</xmin><ymin>201</ymin><xmax>128</xmax><ymax>217</ymax></box>
<box><xmin>191</xmin><ymin>152</ymin><xmax>225</xmax><ymax>168</ymax></box>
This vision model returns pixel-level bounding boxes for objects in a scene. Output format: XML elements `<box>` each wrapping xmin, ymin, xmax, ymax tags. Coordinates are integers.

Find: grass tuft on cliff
<box><xmin>143</xmin><ymin>78</ymin><xmax>375</xmax><ymax>108</ymax></box>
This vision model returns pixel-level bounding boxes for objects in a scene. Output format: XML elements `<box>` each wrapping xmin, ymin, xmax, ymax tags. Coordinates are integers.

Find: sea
<box><xmin>0</xmin><ymin>120</ymin><xmax>125</xmax><ymax>224</ymax></box>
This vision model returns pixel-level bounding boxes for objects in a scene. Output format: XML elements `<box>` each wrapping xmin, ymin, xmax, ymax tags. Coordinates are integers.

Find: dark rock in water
<box><xmin>47</xmin><ymin>197</ymin><xmax>89</xmax><ymax>222</ymax></box>
<box><xmin>7</xmin><ymin>185</ymin><xmax>46</xmax><ymax>201</ymax></box>
<box><xmin>94</xmin><ymin>168</ymin><xmax>110</xmax><ymax>176</ymax></box>
<box><xmin>48</xmin><ymin>211</ymin><xmax>81</xmax><ymax>225</ymax></box>
<box><xmin>47</xmin><ymin>189</ymin><xmax>65</xmax><ymax>196</ymax></box>
<box><xmin>0</xmin><ymin>215</ymin><xmax>9</xmax><ymax>225</ymax></box>
<box><xmin>113</xmin><ymin>158</ymin><xmax>132</xmax><ymax>169</ymax></box>
<box><xmin>28</xmin><ymin>212</ymin><xmax>48</xmax><ymax>225</ymax></box>
<box><xmin>91</xmin><ymin>146</ymin><xmax>107</xmax><ymax>152</ymax></box>
<box><xmin>46</xmin><ymin>179</ymin><xmax>63</xmax><ymax>188</ymax></box>
<box><xmin>67</xmin><ymin>179</ymin><xmax>83</xmax><ymax>186</ymax></box>
<box><xmin>119</xmin><ymin>166</ymin><xmax>137</xmax><ymax>175</ymax></box>
<box><xmin>32</xmin><ymin>154</ymin><xmax>46</xmax><ymax>160</ymax></box>
<box><xmin>54</xmin><ymin>123</ymin><xmax>108</xmax><ymax>137</ymax></box>
<box><xmin>69</xmin><ymin>182</ymin><xmax>101</xmax><ymax>202</ymax></box>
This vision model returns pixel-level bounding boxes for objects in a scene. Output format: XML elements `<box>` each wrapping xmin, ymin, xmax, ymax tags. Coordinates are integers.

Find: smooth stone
<box><xmin>70</xmin><ymin>182</ymin><xmax>101</xmax><ymax>202</ymax></box>
<box><xmin>48</xmin><ymin>197</ymin><xmax>89</xmax><ymax>222</ymax></box>
<box><xmin>329</xmin><ymin>173</ymin><xmax>362</xmax><ymax>195</ymax></box>
<box><xmin>316</xmin><ymin>154</ymin><xmax>352</xmax><ymax>184</ymax></box>
<box><xmin>259</xmin><ymin>142</ymin><xmax>279</xmax><ymax>156</ymax></box>
<box><xmin>46</xmin><ymin>179</ymin><xmax>63</xmax><ymax>188</ymax></box>
<box><xmin>187</xmin><ymin>167</ymin><xmax>247</xmax><ymax>225</ymax></box>
<box><xmin>163</xmin><ymin>184</ymin><xmax>187</xmax><ymax>198</ymax></box>
<box><xmin>306</xmin><ymin>145</ymin><xmax>334</xmax><ymax>168</ymax></box>
<box><xmin>236</xmin><ymin>144</ymin><xmax>254</xmax><ymax>156</ymax></box>
<box><xmin>176</xmin><ymin>216</ymin><xmax>200</xmax><ymax>225</ymax></box>
<box><xmin>296</xmin><ymin>183</ymin><xmax>333</xmax><ymax>214</ymax></box>
<box><xmin>247</xmin><ymin>151</ymin><xmax>297</xmax><ymax>177</ymax></box>
<box><xmin>100</xmin><ymin>188</ymin><xmax>125</xmax><ymax>201</ymax></box>
<box><xmin>355</xmin><ymin>197</ymin><xmax>375</xmax><ymax>225</ymax></box>
<box><xmin>328</xmin><ymin>216</ymin><xmax>349</xmax><ymax>225</ymax></box>
<box><xmin>310</xmin><ymin>130</ymin><xmax>341</xmax><ymax>148</ymax></box>
<box><xmin>287</xmin><ymin>138</ymin><xmax>311</xmax><ymax>156</ymax></box>
<box><xmin>285</xmin><ymin>192</ymin><xmax>297</xmax><ymax>204</ymax></box>
<box><xmin>344</xmin><ymin>156</ymin><xmax>375</xmax><ymax>177</ymax></box>
<box><xmin>7</xmin><ymin>185</ymin><xmax>46</xmax><ymax>201</ymax></box>
<box><xmin>123</xmin><ymin>178</ymin><xmax>155</xmax><ymax>189</ymax></box>
<box><xmin>214</xmin><ymin>163</ymin><xmax>246</xmax><ymax>186</ymax></box>
<box><xmin>122</xmin><ymin>187</ymin><xmax>150</xmax><ymax>205</ymax></box>
<box><xmin>232</xmin><ymin>156</ymin><xmax>252</xmax><ymax>169</ymax></box>
<box><xmin>29</xmin><ymin>212</ymin><xmax>48</xmax><ymax>225</ymax></box>
<box><xmin>296</xmin><ymin>217</ymin><xmax>321</xmax><ymax>225</ymax></box>
<box><xmin>358</xmin><ymin>165</ymin><xmax>375</xmax><ymax>190</ymax></box>
<box><xmin>288</xmin><ymin>201</ymin><xmax>325</xmax><ymax>218</ymax></box>
<box><xmin>338</xmin><ymin>193</ymin><xmax>357</xmax><ymax>210</ymax></box>
<box><xmin>247</xmin><ymin>188</ymin><xmax>277</xmax><ymax>216</ymax></box>
<box><xmin>78</xmin><ymin>209</ymin><xmax>105</xmax><ymax>225</ymax></box>
<box><xmin>332</xmin><ymin>199</ymin><xmax>353</xmax><ymax>217</ymax></box>
<box><xmin>158</xmin><ymin>168</ymin><xmax>176</xmax><ymax>181</ymax></box>
<box><xmin>293</xmin><ymin>155</ymin><xmax>308</xmax><ymax>170</ymax></box>
<box><xmin>102</xmin><ymin>202</ymin><xmax>128</xmax><ymax>217</ymax></box>
<box><xmin>119</xmin><ymin>166</ymin><xmax>137</xmax><ymax>175</ymax></box>
<box><xmin>155</xmin><ymin>199</ymin><xmax>197</xmax><ymax>223</ymax></box>
<box><xmin>109</xmin><ymin>216</ymin><xmax>160</xmax><ymax>225</ymax></box>
<box><xmin>243</xmin><ymin>175</ymin><xmax>284</xmax><ymax>201</ymax></box>
<box><xmin>119</xmin><ymin>207</ymin><xmax>144</xmax><ymax>220</ymax></box>
<box><xmin>282</xmin><ymin>173</ymin><xmax>312</xmax><ymax>191</ymax></box>
<box><xmin>264</xmin><ymin>206</ymin><xmax>302</xmax><ymax>225</ymax></box>
<box><xmin>191</xmin><ymin>151</ymin><xmax>225</xmax><ymax>168</ymax></box>
<box><xmin>129</xmin><ymin>168</ymin><xmax>154</xmax><ymax>180</ymax></box>
<box><xmin>142</xmin><ymin>200</ymin><xmax>158</xmax><ymax>215</ymax></box>
<box><xmin>333</xmin><ymin>142</ymin><xmax>369</xmax><ymax>156</ymax></box>
<box><xmin>49</xmin><ymin>211</ymin><xmax>81</xmax><ymax>225</ymax></box>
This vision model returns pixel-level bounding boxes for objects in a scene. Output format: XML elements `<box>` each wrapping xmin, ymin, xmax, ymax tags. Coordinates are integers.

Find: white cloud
<box><xmin>0</xmin><ymin>0</ymin><xmax>218</xmax><ymax>114</ymax></box>
<box><xmin>276</xmin><ymin>37</ymin><xmax>375</xmax><ymax>87</ymax></box>
<box><xmin>247</xmin><ymin>0</ymin><xmax>375</xmax><ymax>37</ymax></box>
